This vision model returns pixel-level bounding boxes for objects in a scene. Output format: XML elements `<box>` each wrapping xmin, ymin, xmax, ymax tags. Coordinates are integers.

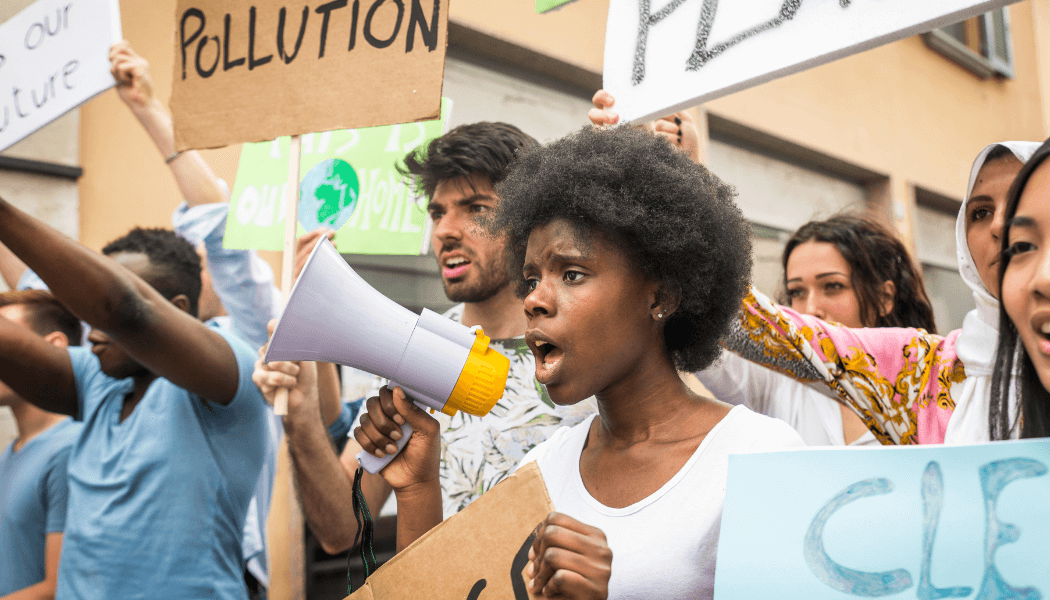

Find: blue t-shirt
<box><xmin>56</xmin><ymin>326</ymin><xmax>269</xmax><ymax>600</ymax></box>
<box><xmin>0</xmin><ymin>418</ymin><xmax>80</xmax><ymax>595</ymax></box>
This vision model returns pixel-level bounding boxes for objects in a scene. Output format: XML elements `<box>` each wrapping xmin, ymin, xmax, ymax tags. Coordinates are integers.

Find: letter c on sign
<box><xmin>804</xmin><ymin>478</ymin><xmax>914</xmax><ymax>596</ymax></box>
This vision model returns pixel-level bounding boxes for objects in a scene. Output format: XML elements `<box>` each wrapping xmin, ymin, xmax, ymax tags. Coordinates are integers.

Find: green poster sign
<box><xmin>536</xmin><ymin>0</ymin><xmax>578</xmax><ymax>13</ymax></box>
<box><xmin>224</xmin><ymin>99</ymin><xmax>451</xmax><ymax>255</ymax></box>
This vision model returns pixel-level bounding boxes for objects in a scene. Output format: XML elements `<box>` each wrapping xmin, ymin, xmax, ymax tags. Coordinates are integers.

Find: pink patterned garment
<box><xmin>722</xmin><ymin>288</ymin><xmax>967</xmax><ymax>445</ymax></box>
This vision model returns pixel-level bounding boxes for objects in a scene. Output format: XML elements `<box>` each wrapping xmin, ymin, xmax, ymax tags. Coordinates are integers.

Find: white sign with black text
<box><xmin>604</xmin><ymin>0</ymin><xmax>1020</xmax><ymax>124</ymax></box>
<box><xmin>0</xmin><ymin>0</ymin><xmax>122</xmax><ymax>152</ymax></box>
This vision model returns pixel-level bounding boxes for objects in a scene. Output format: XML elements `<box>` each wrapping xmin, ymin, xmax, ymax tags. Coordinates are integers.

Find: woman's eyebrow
<box><xmin>1005</xmin><ymin>215</ymin><xmax>1038</xmax><ymax>230</ymax></box>
<box><xmin>815</xmin><ymin>272</ymin><xmax>849</xmax><ymax>279</ymax></box>
<box><xmin>967</xmin><ymin>194</ymin><xmax>993</xmax><ymax>204</ymax></box>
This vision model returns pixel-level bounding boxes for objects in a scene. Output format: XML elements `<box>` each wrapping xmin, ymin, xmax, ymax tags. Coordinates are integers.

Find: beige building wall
<box><xmin>77</xmin><ymin>0</ymin><xmax>1050</xmax><ymax>264</ymax></box>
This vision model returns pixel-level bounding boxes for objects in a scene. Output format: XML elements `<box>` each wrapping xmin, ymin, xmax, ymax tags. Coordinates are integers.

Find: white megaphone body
<box><xmin>265</xmin><ymin>238</ymin><xmax>510</xmax><ymax>474</ymax></box>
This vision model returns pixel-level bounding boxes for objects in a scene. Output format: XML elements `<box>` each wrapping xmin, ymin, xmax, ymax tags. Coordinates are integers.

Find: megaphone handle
<box><xmin>357</xmin><ymin>420</ymin><xmax>414</xmax><ymax>475</ymax></box>
<box><xmin>274</xmin><ymin>388</ymin><xmax>289</xmax><ymax>416</ymax></box>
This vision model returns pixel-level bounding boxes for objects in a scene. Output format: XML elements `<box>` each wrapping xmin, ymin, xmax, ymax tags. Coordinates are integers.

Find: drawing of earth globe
<box><xmin>298</xmin><ymin>158</ymin><xmax>361</xmax><ymax>231</ymax></box>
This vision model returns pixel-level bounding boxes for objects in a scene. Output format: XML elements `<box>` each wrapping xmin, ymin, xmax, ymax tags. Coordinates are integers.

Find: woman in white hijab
<box><xmin>716</xmin><ymin>142</ymin><xmax>1040</xmax><ymax>445</ymax></box>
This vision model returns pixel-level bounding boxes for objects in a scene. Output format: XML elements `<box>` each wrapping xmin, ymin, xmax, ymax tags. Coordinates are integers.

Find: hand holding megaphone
<box><xmin>264</xmin><ymin>237</ymin><xmax>510</xmax><ymax>474</ymax></box>
<box><xmin>354</xmin><ymin>385</ymin><xmax>442</xmax><ymax>490</ymax></box>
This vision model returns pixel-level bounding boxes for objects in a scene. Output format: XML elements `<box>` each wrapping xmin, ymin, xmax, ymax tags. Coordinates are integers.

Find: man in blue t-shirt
<box><xmin>0</xmin><ymin>201</ymin><xmax>269</xmax><ymax>599</ymax></box>
<box><xmin>0</xmin><ymin>290</ymin><xmax>83</xmax><ymax>598</ymax></box>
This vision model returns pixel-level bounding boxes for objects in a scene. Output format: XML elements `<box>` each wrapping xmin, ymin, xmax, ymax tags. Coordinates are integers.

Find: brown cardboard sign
<box><xmin>346</xmin><ymin>462</ymin><xmax>553</xmax><ymax>600</ymax></box>
<box><xmin>170</xmin><ymin>0</ymin><xmax>448</xmax><ymax>151</ymax></box>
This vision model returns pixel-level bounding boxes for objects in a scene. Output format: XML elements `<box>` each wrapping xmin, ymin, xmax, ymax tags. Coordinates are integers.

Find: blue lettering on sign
<box><xmin>803</xmin><ymin>477</ymin><xmax>914</xmax><ymax>596</ymax></box>
<box><xmin>804</xmin><ymin>458</ymin><xmax>1047</xmax><ymax>598</ymax></box>
<box><xmin>919</xmin><ymin>461</ymin><xmax>972</xmax><ymax>600</ymax></box>
<box><xmin>976</xmin><ymin>459</ymin><xmax>1047</xmax><ymax>600</ymax></box>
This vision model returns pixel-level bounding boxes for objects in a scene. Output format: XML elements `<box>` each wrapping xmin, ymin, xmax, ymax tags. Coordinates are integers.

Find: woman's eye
<box><xmin>786</xmin><ymin>288</ymin><xmax>804</xmax><ymax>299</ymax></box>
<box><xmin>564</xmin><ymin>270</ymin><xmax>585</xmax><ymax>283</ymax></box>
<box><xmin>525</xmin><ymin>278</ymin><xmax>539</xmax><ymax>291</ymax></box>
<box><xmin>825</xmin><ymin>281</ymin><xmax>845</xmax><ymax>291</ymax></box>
<box><xmin>1004</xmin><ymin>241</ymin><xmax>1036</xmax><ymax>258</ymax></box>
<box><xmin>970</xmin><ymin>207</ymin><xmax>993</xmax><ymax>223</ymax></box>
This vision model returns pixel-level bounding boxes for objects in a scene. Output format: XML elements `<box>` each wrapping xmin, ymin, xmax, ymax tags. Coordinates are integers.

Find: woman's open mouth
<box><xmin>526</xmin><ymin>331</ymin><xmax>565</xmax><ymax>383</ymax></box>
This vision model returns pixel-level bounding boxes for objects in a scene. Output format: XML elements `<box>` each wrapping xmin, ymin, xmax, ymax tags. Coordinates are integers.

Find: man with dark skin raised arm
<box><xmin>254</xmin><ymin>123</ymin><xmax>597</xmax><ymax>556</ymax></box>
<box><xmin>0</xmin><ymin>199</ymin><xmax>269</xmax><ymax>599</ymax></box>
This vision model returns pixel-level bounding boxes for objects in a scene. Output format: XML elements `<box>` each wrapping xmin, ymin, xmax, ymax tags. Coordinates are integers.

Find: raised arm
<box><xmin>0</xmin><ymin>314</ymin><xmax>76</xmax><ymax>416</ymax></box>
<box><xmin>0</xmin><ymin>197</ymin><xmax>241</xmax><ymax>405</ymax></box>
<box><xmin>722</xmin><ymin>287</ymin><xmax>963</xmax><ymax>445</ymax></box>
<box><xmin>110</xmin><ymin>41</ymin><xmax>226</xmax><ymax>208</ymax></box>
<box><xmin>0</xmin><ymin>241</ymin><xmax>27</xmax><ymax>290</ymax></box>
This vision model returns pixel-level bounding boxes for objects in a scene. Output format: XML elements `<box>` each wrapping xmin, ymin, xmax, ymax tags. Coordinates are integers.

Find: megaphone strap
<box><xmin>348</xmin><ymin>466</ymin><xmax>377</xmax><ymax>592</ymax></box>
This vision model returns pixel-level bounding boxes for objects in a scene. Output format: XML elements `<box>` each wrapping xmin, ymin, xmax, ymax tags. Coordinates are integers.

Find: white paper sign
<box><xmin>0</xmin><ymin>0</ymin><xmax>122</xmax><ymax>152</ymax></box>
<box><xmin>604</xmin><ymin>0</ymin><xmax>1020</xmax><ymax>124</ymax></box>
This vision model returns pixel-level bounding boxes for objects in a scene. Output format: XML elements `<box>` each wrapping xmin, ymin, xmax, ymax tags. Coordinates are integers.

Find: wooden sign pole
<box><xmin>268</xmin><ymin>134</ymin><xmax>306</xmax><ymax>600</ymax></box>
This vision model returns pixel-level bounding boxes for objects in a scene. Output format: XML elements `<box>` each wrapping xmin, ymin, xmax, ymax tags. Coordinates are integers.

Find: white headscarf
<box><xmin>943</xmin><ymin>141</ymin><xmax>1041</xmax><ymax>444</ymax></box>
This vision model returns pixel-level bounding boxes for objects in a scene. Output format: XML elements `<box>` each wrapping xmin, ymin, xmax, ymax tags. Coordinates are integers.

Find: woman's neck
<box><xmin>592</xmin><ymin>354</ymin><xmax>718</xmax><ymax>446</ymax></box>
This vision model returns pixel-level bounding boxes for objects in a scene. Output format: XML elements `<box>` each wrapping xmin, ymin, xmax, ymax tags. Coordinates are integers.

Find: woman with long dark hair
<box><xmin>697</xmin><ymin>215</ymin><xmax>936</xmax><ymax>446</ymax></box>
<box><xmin>712</xmin><ymin>141</ymin><xmax>1041</xmax><ymax>445</ymax></box>
<box><xmin>991</xmin><ymin>138</ymin><xmax>1050</xmax><ymax>440</ymax></box>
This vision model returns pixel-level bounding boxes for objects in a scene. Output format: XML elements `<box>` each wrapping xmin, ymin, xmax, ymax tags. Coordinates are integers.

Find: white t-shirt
<box><xmin>518</xmin><ymin>405</ymin><xmax>805</xmax><ymax>600</ymax></box>
<box><xmin>697</xmin><ymin>350</ymin><xmax>879</xmax><ymax>447</ymax></box>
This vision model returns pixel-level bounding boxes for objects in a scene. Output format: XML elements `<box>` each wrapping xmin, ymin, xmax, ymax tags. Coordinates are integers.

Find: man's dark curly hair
<box><xmin>102</xmin><ymin>227</ymin><xmax>202</xmax><ymax>318</ymax></box>
<box><xmin>489</xmin><ymin>125</ymin><xmax>753</xmax><ymax>373</ymax></box>
<box><xmin>398</xmin><ymin>122</ymin><xmax>540</xmax><ymax>198</ymax></box>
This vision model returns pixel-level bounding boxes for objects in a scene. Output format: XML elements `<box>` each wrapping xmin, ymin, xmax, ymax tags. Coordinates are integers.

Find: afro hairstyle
<box><xmin>102</xmin><ymin>227</ymin><xmax>203</xmax><ymax>318</ymax></box>
<box><xmin>489</xmin><ymin>125</ymin><xmax>753</xmax><ymax>373</ymax></box>
<box><xmin>398</xmin><ymin>122</ymin><xmax>540</xmax><ymax>199</ymax></box>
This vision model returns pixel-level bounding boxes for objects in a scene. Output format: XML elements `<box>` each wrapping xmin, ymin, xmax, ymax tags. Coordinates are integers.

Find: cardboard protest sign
<box><xmin>0</xmin><ymin>0</ymin><xmax>121</xmax><ymax>152</ymax></box>
<box><xmin>714</xmin><ymin>440</ymin><xmax>1050</xmax><ymax>599</ymax></box>
<box><xmin>225</xmin><ymin>97</ymin><xmax>449</xmax><ymax>254</ymax></box>
<box><xmin>170</xmin><ymin>0</ymin><xmax>448</xmax><ymax>151</ymax></box>
<box><xmin>346</xmin><ymin>462</ymin><xmax>553</xmax><ymax>600</ymax></box>
<box><xmin>604</xmin><ymin>0</ymin><xmax>1021</xmax><ymax>124</ymax></box>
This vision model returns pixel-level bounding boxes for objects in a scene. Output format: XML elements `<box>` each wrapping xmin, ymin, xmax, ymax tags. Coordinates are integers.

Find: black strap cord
<box><xmin>347</xmin><ymin>465</ymin><xmax>377</xmax><ymax>594</ymax></box>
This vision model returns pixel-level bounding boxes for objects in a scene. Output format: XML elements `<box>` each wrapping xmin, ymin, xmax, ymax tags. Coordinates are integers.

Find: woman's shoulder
<box><xmin>516</xmin><ymin>414</ymin><xmax>596</xmax><ymax>471</ymax></box>
<box><xmin>713</xmin><ymin>405</ymin><xmax>807</xmax><ymax>451</ymax></box>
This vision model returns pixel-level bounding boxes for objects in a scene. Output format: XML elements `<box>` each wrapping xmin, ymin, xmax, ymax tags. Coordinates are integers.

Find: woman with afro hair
<box><xmin>354</xmin><ymin>125</ymin><xmax>804</xmax><ymax>599</ymax></box>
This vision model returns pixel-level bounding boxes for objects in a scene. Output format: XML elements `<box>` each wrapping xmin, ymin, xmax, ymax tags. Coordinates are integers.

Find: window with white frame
<box><xmin>923</xmin><ymin>8</ymin><xmax>1013</xmax><ymax>78</ymax></box>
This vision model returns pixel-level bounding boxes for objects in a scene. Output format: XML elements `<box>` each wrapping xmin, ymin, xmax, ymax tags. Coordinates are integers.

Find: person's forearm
<box><xmin>285</xmin><ymin>410</ymin><xmax>363</xmax><ymax>554</ymax></box>
<box><xmin>130</xmin><ymin>98</ymin><xmax>226</xmax><ymax>208</ymax></box>
<box><xmin>317</xmin><ymin>362</ymin><xmax>343</xmax><ymax>427</ymax></box>
<box><xmin>393</xmin><ymin>482</ymin><xmax>442</xmax><ymax>553</ymax></box>
<box><xmin>0</xmin><ymin>198</ymin><xmax>151</xmax><ymax>335</ymax></box>
<box><xmin>0</xmin><ymin>241</ymin><xmax>27</xmax><ymax>290</ymax></box>
<box><xmin>0</xmin><ymin>580</ymin><xmax>56</xmax><ymax>600</ymax></box>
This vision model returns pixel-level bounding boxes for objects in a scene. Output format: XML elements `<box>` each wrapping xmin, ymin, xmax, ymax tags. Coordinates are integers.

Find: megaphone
<box><xmin>265</xmin><ymin>237</ymin><xmax>510</xmax><ymax>474</ymax></box>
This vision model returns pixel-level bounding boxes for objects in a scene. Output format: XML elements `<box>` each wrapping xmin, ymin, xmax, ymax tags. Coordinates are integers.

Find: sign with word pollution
<box><xmin>346</xmin><ymin>463</ymin><xmax>553</xmax><ymax>600</ymax></box>
<box><xmin>170</xmin><ymin>0</ymin><xmax>448</xmax><ymax>151</ymax></box>
<box><xmin>714</xmin><ymin>440</ymin><xmax>1050</xmax><ymax>599</ymax></box>
<box><xmin>604</xmin><ymin>0</ymin><xmax>1021</xmax><ymax>124</ymax></box>
<box><xmin>224</xmin><ymin>98</ymin><xmax>449</xmax><ymax>255</ymax></box>
<box><xmin>0</xmin><ymin>0</ymin><xmax>121</xmax><ymax>152</ymax></box>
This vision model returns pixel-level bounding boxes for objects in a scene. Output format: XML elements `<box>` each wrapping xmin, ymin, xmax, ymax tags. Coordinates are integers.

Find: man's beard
<box><xmin>442</xmin><ymin>255</ymin><xmax>511</xmax><ymax>303</ymax></box>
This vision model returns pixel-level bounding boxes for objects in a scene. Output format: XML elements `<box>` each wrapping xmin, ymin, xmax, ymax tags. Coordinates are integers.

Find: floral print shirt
<box><xmin>364</xmin><ymin>304</ymin><xmax>596</xmax><ymax>519</ymax></box>
<box><xmin>723</xmin><ymin>289</ymin><xmax>967</xmax><ymax>445</ymax></box>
